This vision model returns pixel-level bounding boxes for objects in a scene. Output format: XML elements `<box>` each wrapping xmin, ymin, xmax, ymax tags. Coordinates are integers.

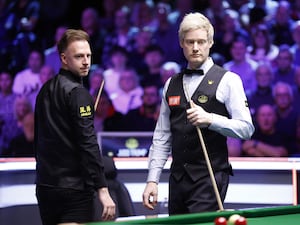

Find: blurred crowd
<box><xmin>1</xmin><ymin>0</ymin><xmax>300</xmax><ymax>157</ymax></box>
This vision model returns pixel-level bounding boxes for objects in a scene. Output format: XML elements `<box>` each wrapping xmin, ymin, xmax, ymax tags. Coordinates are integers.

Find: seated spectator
<box><xmin>273</xmin><ymin>44</ymin><xmax>299</xmax><ymax>87</ymax></box>
<box><xmin>123</xmin><ymin>82</ymin><xmax>161</xmax><ymax>131</ymax></box>
<box><xmin>89</xmin><ymin>66</ymin><xmax>104</xmax><ymax>97</ymax></box>
<box><xmin>93</xmin><ymin>90</ymin><xmax>126</xmax><ymax>133</ymax></box>
<box><xmin>28</xmin><ymin>65</ymin><xmax>55</xmax><ymax>108</ymax></box>
<box><xmin>140</xmin><ymin>44</ymin><xmax>165</xmax><ymax>89</ymax></box>
<box><xmin>0</xmin><ymin>72</ymin><xmax>20</xmax><ymax>154</ymax></box>
<box><xmin>242</xmin><ymin>104</ymin><xmax>288</xmax><ymax>157</ymax></box>
<box><xmin>273</xmin><ymin>81</ymin><xmax>299</xmax><ymax>156</ymax></box>
<box><xmin>13</xmin><ymin>94</ymin><xmax>33</xmax><ymax>129</ymax></box>
<box><xmin>44</xmin><ymin>25</ymin><xmax>67</xmax><ymax>73</ymax></box>
<box><xmin>247</xmin><ymin>62</ymin><xmax>275</xmax><ymax>118</ymax></box>
<box><xmin>223</xmin><ymin>36</ymin><xmax>258</xmax><ymax>94</ymax></box>
<box><xmin>110</xmin><ymin>68</ymin><xmax>143</xmax><ymax>115</ymax></box>
<box><xmin>12</xmin><ymin>49</ymin><xmax>44</xmax><ymax>95</ymax></box>
<box><xmin>2</xmin><ymin>112</ymin><xmax>35</xmax><ymax>157</ymax></box>
<box><xmin>291</xmin><ymin>20</ymin><xmax>300</xmax><ymax>67</ymax></box>
<box><xmin>103</xmin><ymin>46</ymin><xmax>129</xmax><ymax>97</ymax></box>
<box><xmin>246</xmin><ymin>24</ymin><xmax>279</xmax><ymax>64</ymax></box>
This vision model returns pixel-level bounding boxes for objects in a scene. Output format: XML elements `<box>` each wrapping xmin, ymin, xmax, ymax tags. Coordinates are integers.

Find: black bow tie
<box><xmin>183</xmin><ymin>68</ymin><xmax>204</xmax><ymax>75</ymax></box>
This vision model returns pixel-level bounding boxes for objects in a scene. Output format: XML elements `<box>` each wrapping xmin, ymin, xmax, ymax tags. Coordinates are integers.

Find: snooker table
<box><xmin>86</xmin><ymin>205</ymin><xmax>300</xmax><ymax>225</ymax></box>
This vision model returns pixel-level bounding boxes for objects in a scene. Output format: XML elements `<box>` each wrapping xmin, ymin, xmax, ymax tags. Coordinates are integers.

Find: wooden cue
<box><xmin>184</xmin><ymin>83</ymin><xmax>224</xmax><ymax>211</ymax></box>
<box><xmin>94</xmin><ymin>80</ymin><xmax>105</xmax><ymax>111</ymax></box>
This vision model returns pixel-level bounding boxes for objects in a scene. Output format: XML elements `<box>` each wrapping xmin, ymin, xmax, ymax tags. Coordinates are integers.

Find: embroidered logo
<box><xmin>168</xmin><ymin>96</ymin><xmax>180</xmax><ymax>106</ymax></box>
<box><xmin>198</xmin><ymin>95</ymin><xmax>208</xmax><ymax>103</ymax></box>
<box><xmin>79</xmin><ymin>105</ymin><xmax>92</xmax><ymax>117</ymax></box>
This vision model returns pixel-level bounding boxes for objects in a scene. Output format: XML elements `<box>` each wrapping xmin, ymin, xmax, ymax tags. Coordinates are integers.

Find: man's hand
<box><xmin>186</xmin><ymin>100</ymin><xmax>213</xmax><ymax>127</ymax></box>
<box><xmin>142</xmin><ymin>182</ymin><xmax>158</xmax><ymax>210</ymax></box>
<box><xmin>98</xmin><ymin>187</ymin><xmax>116</xmax><ymax>221</ymax></box>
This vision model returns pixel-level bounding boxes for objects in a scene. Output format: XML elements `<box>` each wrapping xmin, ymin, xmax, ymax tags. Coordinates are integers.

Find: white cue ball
<box><xmin>228</xmin><ymin>214</ymin><xmax>241</xmax><ymax>225</ymax></box>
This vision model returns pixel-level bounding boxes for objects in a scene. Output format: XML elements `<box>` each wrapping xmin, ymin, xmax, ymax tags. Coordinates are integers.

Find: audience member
<box><xmin>98</xmin><ymin>0</ymin><xmax>120</xmax><ymax>33</ymax></box>
<box><xmin>44</xmin><ymin>25</ymin><xmax>67</xmax><ymax>73</ymax></box>
<box><xmin>12</xmin><ymin>49</ymin><xmax>44</xmax><ymax>95</ymax></box>
<box><xmin>13</xmin><ymin>94</ymin><xmax>33</xmax><ymax>128</ymax></box>
<box><xmin>140</xmin><ymin>44</ymin><xmax>165</xmax><ymax>89</ymax></box>
<box><xmin>242</xmin><ymin>104</ymin><xmax>288</xmax><ymax>157</ymax></box>
<box><xmin>291</xmin><ymin>20</ymin><xmax>300</xmax><ymax>67</ymax></box>
<box><xmin>152</xmin><ymin>2</ymin><xmax>184</xmax><ymax>65</ymax></box>
<box><xmin>2</xmin><ymin>112</ymin><xmax>35</xmax><ymax>157</ymax></box>
<box><xmin>292</xmin><ymin>67</ymin><xmax>300</xmax><ymax>113</ymax></box>
<box><xmin>247</xmin><ymin>24</ymin><xmax>279</xmax><ymax>64</ymax></box>
<box><xmin>212</xmin><ymin>8</ymin><xmax>249</xmax><ymax>62</ymax></box>
<box><xmin>93</xmin><ymin>90</ymin><xmax>125</xmax><ymax>133</ymax></box>
<box><xmin>267</xmin><ymin>0</ymin><xmax>295</xmax><ymax>46</ymax></box>
<box><xmin>0</xmin><ymin>71</ymin><xmax>20</xmax><ymax>154</ymax></box>
<box><xmin>101</xmin><ymin>5</ymin><xmax>136</xmax><ymax>66</ymax></box>
<box><xmin>80</xmin><ymin>7</ymin><xmax>106</xmax><ymax>66</ymax></box>
<box><xmin>273</xmin><ymin>81</ymin><xmax>299</xmax><ymax>156</ymax></box>
<box><xmin>5</xmin><ymin>0</ymin><xmax>41</xmax><ymax>71</ymax></box>
<box><xmin>247</xmin><ymin>62</ymin><xmax>275</xmax><ymax>118</ymax></box>
<box><xmin>291</xmin><ymin>0</ymin><xmax>300</xmax><ymax>21</ymax></box>
<box><xmin>89</xmin><ymin>66</ymin><xmax>104</xmax><ymax>97</ymax></box>
<box><xmin>123</xmin><ymin>82</ymin><xmax>161</xmax><ymax>131</ymax></box>
<box><xmin>110</xmin><ymin>68</ymin><xmax>143</xmax><ymax>115</ymax></box>
<box><xmin>223</xmin><ymin>36</ymin><xmax>258</xmax><ymax>94</ymax></box>
<box><xmin>131</xmin><ymin>0</ymin><xmax>157</xmax><ymax>30</ymax></box>
<box><xmin>28</xmin><ymin>64</ymin><xmax>55</xmax><ymax>108</ymax></box>
<box><xmin>103</xmin><ymin>46</ymin><xmax>129</xmax><ymax>97</ymax></box>
<box><xmin>272</xmin><ymin>44</ymin><xmax>298</xmax><ymax>87</ymax></box>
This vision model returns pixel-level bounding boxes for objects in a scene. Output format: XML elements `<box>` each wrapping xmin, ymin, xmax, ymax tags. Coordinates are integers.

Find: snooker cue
<box><xmin>184</xmin><ymin>83</ymin><xmax>224</xmax><ymax>211</ymax></box>
<box><xmin>94</xmin><ymin>80</ymin><xmax>105</xmax><ymax>111</ymax></box>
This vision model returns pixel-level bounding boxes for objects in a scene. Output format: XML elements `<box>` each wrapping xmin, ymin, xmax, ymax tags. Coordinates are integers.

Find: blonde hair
<box><xmin>178</xmin><ymin>12</ymin><xmax>214</xmax><ymax>43</ymax></box>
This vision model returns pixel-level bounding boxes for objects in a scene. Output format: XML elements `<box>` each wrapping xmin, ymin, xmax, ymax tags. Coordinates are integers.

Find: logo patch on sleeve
<box><xmin>79</xmin><ymin>105</ymin><xmax>92</xmax><ymax>117</ymax></box>
<box><xmin>168</xmin><ymin>96</ymin><xmax>180</xmax><ymax>106</ymax></box>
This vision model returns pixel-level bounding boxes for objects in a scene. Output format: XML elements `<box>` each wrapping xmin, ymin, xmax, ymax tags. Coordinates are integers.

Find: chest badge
<box><xmin>198</xmin><ymin>95</ymin><xmax>208</xmax><ymax>104</ymax></box>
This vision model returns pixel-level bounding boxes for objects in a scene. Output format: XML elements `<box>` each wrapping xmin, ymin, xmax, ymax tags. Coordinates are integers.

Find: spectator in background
<box><xmin>153</xmin><ymin>2</ymin><xmax>184</xmax><ymax>65</ymax></box>
<box><xmin>267</xmin><ymin>0</ymin><xmax>295</xmax><ymax>46</ymax></box>
<box><xmin>123</xmin><ymin>82</ymin><xmax>161</xmax><ymax>131</ymax></box>
<box><xmin>44</xmin><ymin>25</ymin><xmax>67</xmax><ymax>73</ymax></box>
<box><xmin>80</xmin><ymin>7</ymin><xmax>106</xmax><ymax>66</ymax></box>
<box><xmin>2</xmin><ymin>112</ymin><xmax>35</xmax><ymax>157</ymax></box>
<box><xmin>292</xmin><ymin>67</ymin><xmax>300</xmax><ymax>113</ymax></box>
<box><xmin>247</xmin><ymin>24</ymin><xmax>278</xmax><ymax>64</ymax></box>
<box><xmin>13</xmin><ymin>94</ymin><xmax>33</xmax><ymax>129</ymax></box>
<box><xmin>273</xmin><ymin>81</ymin><xmax>299</xmax><ymax>156</ymax></box>
<box><xmin>129</xmin><ymin>26</ymin><xmax>155</xmax><ymax>75</ymax></box>
<box><xmin>242</xmin><ymin>104</ymin><xmax>288</xmax><ymax>157</ymax></box>
<box><xmin>93</xmin><ymin>90</ymin><xmax>125</xmax><ymax>133</ymax></box>
<box><xmin>5</xmin><ymin>0</ymin><xmax>41</xmax><ymax>72</ymax></box>
<box><xmin>98</xmin><ymin>0</ymin><xmax>119</xmax><ymax>33</ymax></box>
<box><xmin>103</xmin><ymin>46</ymin><xmax>129</xmax><ymax>97</ymax></box>
<box><xmin>110</xmin><ymin>68</ymin><xmax>143</xmax><ymax>115</ymax></box>
<box><xmin>102</xmin><ymin>5</ymin><xmax>136</xmax><ymax>66</ymax></box>
<box><xmin>0</xmin><ymin>71</ymin><xmax>20</xmax><ymax>154</ymax></box>
<box><xmin>211</xmin><ymin>8</ymin><xmax>249</xmax><ymax>62</ymax></box>
<box><xmin>140</xmin><ymin>44</ymin><xmax>165</xmax><ymax>89</ymax></box>
<box><xmin>291</xmin><ymin>20</ymin><xmax>300</xmax><ymax>67</ymax></box>
<box><xmin>12</xmin><ymin>49</ymin><xmax>44</xmax><ymax>95</ymax></box>
<box><xmin>131</xmin><ymin>0</ymin><xmax>157</xmax><ymax>30</ymax></box>
<box><xmin>273</xmin><ymin>44</ymin><xmax>298</xmax><ymax>87</ymax></box>
<box><xmin>89</xmin><ymin>66</ymin><xmax>104</xmax><ymax>97</ymax></box>
<box><xmin>247</xmin><ymin>62</ymin><xmax>275</xmax><ymax>118</ymax></box>
<box><xmin>223</xmin><ymin>36</ymin><xmax>258</xmax><ymax>94</ymax></box>
<box><xmin>28</xmin><ymin>64</ymin><xmax>55</xmax><ymax>108</ymax></box>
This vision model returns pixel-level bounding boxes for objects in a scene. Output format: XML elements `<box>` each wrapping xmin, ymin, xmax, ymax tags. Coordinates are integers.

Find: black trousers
<box><xmin>36</xmin><ymin>185</ymin><xmax>96</xmax><ymax>225</ymax></box>
<box><xmin>168</xmin><ymin>170</ymin><xmax>229</xmax><ymax>215</ymax></box>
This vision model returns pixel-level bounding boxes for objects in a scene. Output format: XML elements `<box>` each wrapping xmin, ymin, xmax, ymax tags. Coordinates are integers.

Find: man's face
<box><xmin>180</xmin><ymin>28</ymin><xmax>213</xmax><ymax>69</ymax></box>
<box><xmin>61</xmin><ymin>40</ymin><xmax>91</xmax><ymax>77</ymax></box>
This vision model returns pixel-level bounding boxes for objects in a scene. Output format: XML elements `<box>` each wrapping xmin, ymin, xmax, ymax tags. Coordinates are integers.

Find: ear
<box><xmin>60</xmin><ymin>53</ymin><xmax>66</xmax><ymax>64</ymax></box>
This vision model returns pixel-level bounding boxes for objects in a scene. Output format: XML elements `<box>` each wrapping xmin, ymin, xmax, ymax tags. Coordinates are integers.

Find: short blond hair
<box><xmin>178</xmin><ymin>12</ymin><xmax>214</xmax><ymax>43</ymax></box>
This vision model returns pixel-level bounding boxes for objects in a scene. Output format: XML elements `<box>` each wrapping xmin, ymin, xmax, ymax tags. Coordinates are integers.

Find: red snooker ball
<box><xmin>235</xmin><ymin>216</ymin><xmax>247</xmax><ymax>225</ymax></box>
<box><xmin>214</xmin><ymin>216</ymin><xmax>227</xmax><ymax>225</ymax></box>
